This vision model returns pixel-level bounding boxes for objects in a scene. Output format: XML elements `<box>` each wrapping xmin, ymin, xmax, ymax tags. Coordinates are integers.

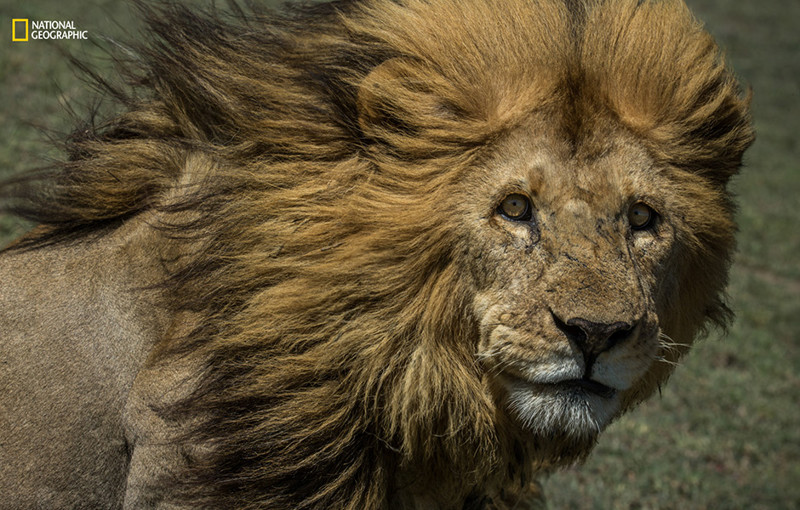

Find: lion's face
<box><xmin>455</xmin><ymin>120</ymin><xmax>685</xmax><ymax>448</ymax></box>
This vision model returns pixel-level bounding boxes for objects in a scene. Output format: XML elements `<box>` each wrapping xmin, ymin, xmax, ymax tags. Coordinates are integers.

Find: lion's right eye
<box><xmin>628</xmin><ymin>201</ymin><xmax>656</xmax><ymax>230</ymax></box>
<box><xmin>498</xmin><ymin>194</ymin><xmax>532</xmax><ymax>221</ymax></box>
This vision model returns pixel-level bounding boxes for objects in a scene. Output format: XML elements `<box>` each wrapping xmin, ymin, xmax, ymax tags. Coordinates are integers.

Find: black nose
<box><xmin>552</xmin><ymin>312</ymin><xmax>636</xmax><ymax>360</ymax></box>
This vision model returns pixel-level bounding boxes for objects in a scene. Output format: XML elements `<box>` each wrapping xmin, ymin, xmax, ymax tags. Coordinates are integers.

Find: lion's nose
<box><xmin>552</xmin><ymin>312</ymin><xmax>637</xmax><ymax>361</ymax></box>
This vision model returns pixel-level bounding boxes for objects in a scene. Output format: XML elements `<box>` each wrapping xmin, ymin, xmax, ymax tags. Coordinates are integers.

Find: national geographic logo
<box><xmin>12</xmin><ymin>19</ymin><xmax>88</xmax><ymax>42</ymax></box>
<box><xmin>11</xmin><ymin>19</ymin><xmax>27</xmax><ymax>41</ymax></box>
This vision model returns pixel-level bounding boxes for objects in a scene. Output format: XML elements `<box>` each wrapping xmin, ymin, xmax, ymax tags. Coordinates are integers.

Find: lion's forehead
<box><xmin>558</xmin><ymin>198</ymin><xmax>602</xmax><ymax>220</ymax></box>
<box><xmin>482</xmin><ymin>126</ymin><xmax>657</xmax><ymax>216</ymax></box>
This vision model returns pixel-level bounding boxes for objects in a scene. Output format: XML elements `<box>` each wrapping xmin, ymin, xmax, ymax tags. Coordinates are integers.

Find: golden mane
<box><xmin>2</xmin><ymin>0</ymin><xmax>753</xmax><ymax>507</ymax></box>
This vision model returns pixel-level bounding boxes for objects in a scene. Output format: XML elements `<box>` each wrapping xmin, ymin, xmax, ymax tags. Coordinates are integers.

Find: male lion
<box><xmin>0</xmin><ymin>0</ymin><xmax>753</xmax><ymax>508</ymax></box>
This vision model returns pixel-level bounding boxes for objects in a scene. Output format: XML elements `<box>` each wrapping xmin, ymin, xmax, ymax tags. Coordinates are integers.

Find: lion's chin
<box><xmin>500</xmin><ymin>374</ymin><xmax>623</xmax><ymax>445</ymax></box>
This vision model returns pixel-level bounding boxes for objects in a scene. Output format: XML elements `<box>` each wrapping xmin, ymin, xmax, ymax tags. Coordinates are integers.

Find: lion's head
<box><xmin>4</xmin><ymin>0</ymin><xmax>753</xmax><ymax>507</ymax></box>
<box><xmin>469</xmin><ymin>122</ymin><xmax>721</xmax><ymax>455</ymax></box>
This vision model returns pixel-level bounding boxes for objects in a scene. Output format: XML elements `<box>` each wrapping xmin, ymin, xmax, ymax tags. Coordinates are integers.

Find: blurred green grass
<box><xmin>1</xmin><ymin>0</ymin><xmax>797</xmax><ymax>508</ymax></box>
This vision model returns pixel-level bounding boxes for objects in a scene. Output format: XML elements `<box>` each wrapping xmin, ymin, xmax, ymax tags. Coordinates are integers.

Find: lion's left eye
<box><xmin>498</xmin><ymin>193</ymin><xmax>532</xmax><ymax>221</ymax></box>
<box><xmin>628</xmin><ymin>202</ymin><xmax>656</xmax><ymax>230</ymax></box>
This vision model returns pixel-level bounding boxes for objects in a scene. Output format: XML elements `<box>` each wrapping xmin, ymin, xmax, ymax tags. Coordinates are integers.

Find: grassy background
<box><xmin>1</xmin><ymin>0</ymin><xmax>797</xmax><ymax>508</ymax></box>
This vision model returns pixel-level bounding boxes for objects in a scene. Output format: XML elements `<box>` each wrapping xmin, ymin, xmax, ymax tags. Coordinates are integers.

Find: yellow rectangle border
<box><xmin>12</xmin><ymin>19</ymin><xmax>29</xmax><ymax>42</ymax></box>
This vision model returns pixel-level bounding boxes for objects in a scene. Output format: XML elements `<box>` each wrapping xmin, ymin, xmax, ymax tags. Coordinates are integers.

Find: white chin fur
<box><xmin>503</xmin><ymin>378</ymin><xmax>622</xmax><ymax>438</ymax></box>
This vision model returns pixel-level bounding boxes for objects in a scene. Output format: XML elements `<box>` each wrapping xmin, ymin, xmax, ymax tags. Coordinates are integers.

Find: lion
<box><xmin>0</xmin><ymin>0</ymin><xmax>753</xmax><ymax>508</ymax></box>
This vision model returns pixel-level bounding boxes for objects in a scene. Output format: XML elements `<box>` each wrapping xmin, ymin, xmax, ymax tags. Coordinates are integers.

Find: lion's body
<box><xmin>0</xmin><ymin>0</ymin><xmax>752</xmax><ymax>508</ymax></box>
<box><xmin>0</xmin><ymin>220</ymin><xmax>164</xmax><ymax>507</ymax></box>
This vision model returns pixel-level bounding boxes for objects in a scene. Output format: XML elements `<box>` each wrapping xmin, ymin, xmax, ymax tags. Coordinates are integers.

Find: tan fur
<box><xmin>0</xmin><ymin>0</ymin><xmax>752</xmax><ymax>508</ymax></box>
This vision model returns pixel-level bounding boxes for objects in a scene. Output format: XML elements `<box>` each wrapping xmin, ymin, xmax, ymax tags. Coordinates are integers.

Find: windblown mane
<box><xmin>1</xmin><ymin>0</ymin><xmax>753</xmax><ymax>507</ymax></box>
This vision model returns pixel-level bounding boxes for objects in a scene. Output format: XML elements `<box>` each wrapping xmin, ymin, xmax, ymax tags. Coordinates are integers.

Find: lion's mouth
<box><xmin>561</xmin><ymin>379</ymin><xmax>617</xmax><ymax>399</ymax></box>
<box><xmin>498</xmin><ymin>370</ymin><xmax>618</xmax><ymax>399</ymax></box>
<box><xmin>496</xmin><ymin>369</ymin><xmax>624</xmax><ymax>436</ymax></box>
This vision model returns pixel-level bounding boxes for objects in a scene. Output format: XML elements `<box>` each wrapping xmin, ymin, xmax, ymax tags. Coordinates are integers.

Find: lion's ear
<box><xmin>356</xmin><ymin>58</ymin><xmax>480</xmax><ymax>157</ymax></box>
<box><xmin>357</xmin><ymin>58</ymin><xmax>410</xmax><ymax>135</ymax></box>
<box><xmin>357</xmin><ymin>58</ymin><xmax>454</xmax><ymax>140</ymax></box>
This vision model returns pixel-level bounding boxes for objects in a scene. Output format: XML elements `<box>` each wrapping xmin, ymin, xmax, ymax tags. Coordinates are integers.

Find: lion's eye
<box><xmin>499</xmin><ymin>193</ymin><xmax>532</xmax><ymax>221</ymax></box>
<box><xmin>628</xmin><ymin>202</ymin><xmax>656</xmax><ymax>230</ymax></box>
